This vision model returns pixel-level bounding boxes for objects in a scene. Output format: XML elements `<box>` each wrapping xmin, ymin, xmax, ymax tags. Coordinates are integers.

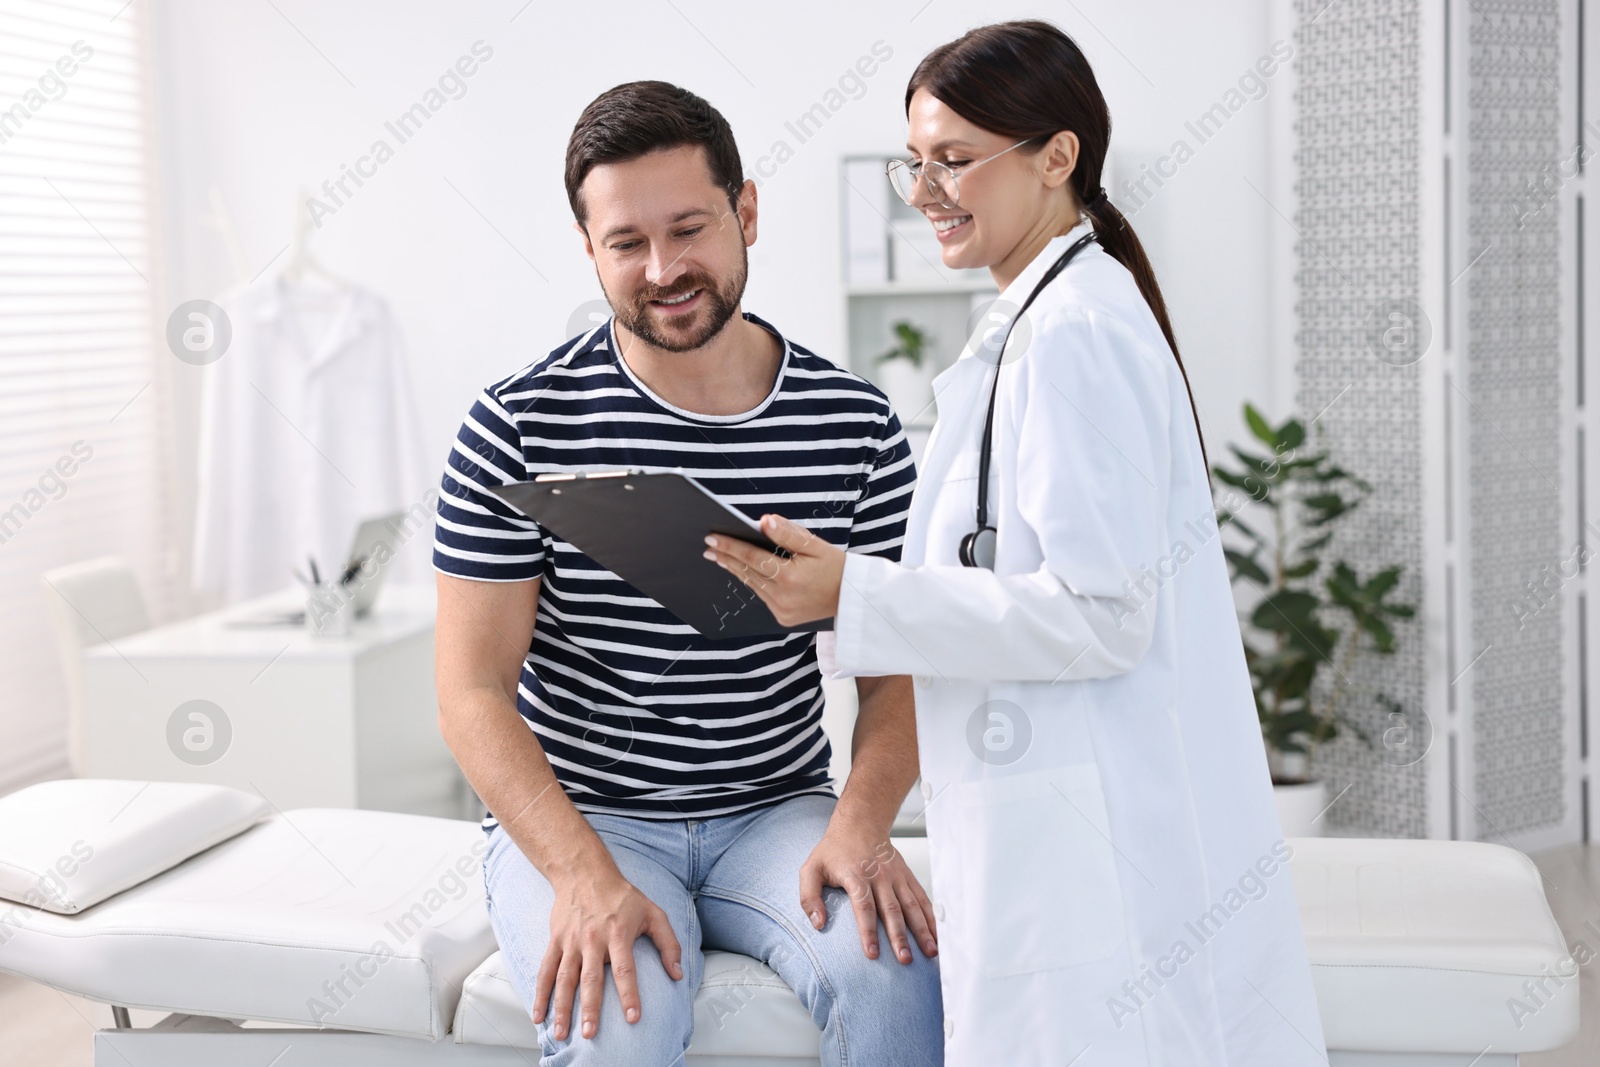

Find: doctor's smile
<box><xmin>12</xmin><ymin>3</ymin><xmax>1582</xmax><ymax>1066</ymax></box>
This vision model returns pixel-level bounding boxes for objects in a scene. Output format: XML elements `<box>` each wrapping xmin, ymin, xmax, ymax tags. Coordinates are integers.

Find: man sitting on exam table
<box><xmin>430</xmin><ymin>81</ymin><xmax>941</xmax><ymax>1065</ymax></box>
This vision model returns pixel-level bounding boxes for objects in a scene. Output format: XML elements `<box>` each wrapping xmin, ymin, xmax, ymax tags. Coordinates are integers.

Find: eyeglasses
<box><xmin>885</xmin><ymin>139</ymin><xmax>1033</xmax><ymax>210</ymax></box>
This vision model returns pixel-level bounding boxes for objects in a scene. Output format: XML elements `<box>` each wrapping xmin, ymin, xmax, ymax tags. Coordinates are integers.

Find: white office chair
<box><xmin>39</xmin><ymin>556</ymin><xmax>151</xmax><ymax>777</ymax></box>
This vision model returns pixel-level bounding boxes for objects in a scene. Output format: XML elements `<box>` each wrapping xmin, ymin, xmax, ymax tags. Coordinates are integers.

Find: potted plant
<box><xmin>1212</xmin><ymin>404</ymin><xmax>1417</xmax><ymax>836</ymax></box>
<box><xmin>873</xmin><ymin>320</ymin><xmax>935</xmax><ymax>424</ymax></box>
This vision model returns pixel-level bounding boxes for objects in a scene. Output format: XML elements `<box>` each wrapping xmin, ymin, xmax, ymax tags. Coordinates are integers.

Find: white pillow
<box><xmin>0</xmin><ymin>779</ymin><xmax>269</xmax><ymax>914</ymax></box>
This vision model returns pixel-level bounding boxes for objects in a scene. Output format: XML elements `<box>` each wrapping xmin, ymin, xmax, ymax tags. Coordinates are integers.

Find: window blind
<box><xmin>0</xmin><ymin>0</ymin><xmax>176</xmax><ymax>792</ymax></box>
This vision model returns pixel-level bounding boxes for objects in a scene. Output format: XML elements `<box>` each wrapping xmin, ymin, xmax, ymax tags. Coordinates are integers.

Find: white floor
<box><xmin>3</xmin><ymin>843</ymin><xmax>1597</xmax><ymax>1064</ymax></box>
<box><xmin>0</xmin><ymin>976</ymin><xmax>133</xmax><ymax>1067</ymax></box>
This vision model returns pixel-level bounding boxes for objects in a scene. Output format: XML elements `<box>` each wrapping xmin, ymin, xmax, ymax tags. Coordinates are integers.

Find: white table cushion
<box><xmin>454</xmin><ymin>949</ymin><xmax>826</xmax><ymax>1057</ymax></box>
<box><xmin>452</xmin><ymin>836</ymin><xmax>932</xmax><ymax>1055</ymax></box>
<box><xmin>0</xmin><ymin>779</ymin><xmax>267</xmax><ymax>914</ymax></box>
<box><xmin>0</xmin><ymin>807</ymin><xmax>496</xmax><ymax>1041</ymax></box>
<box><xmin>1290</xmin><ymin>836</ymin><xmax>1580</xmax><ymax>1053</ymax></box>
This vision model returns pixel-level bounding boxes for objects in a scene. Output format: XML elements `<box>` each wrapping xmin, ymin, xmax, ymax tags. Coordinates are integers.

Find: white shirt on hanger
<box><xmin>191</xmin><ymin>276</ymin><xmax>432</xmax><ymax>603</ymax></box>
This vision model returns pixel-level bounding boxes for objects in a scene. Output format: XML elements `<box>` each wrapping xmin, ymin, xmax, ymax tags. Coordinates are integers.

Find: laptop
<box><xmin>226</xmin><ymin>511</ymin><xmax>405</xmax><ymax>627</ymax></box>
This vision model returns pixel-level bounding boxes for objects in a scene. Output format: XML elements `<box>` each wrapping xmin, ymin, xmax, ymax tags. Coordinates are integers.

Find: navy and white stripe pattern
<box><xmin>433</xmin><ymin>312</ymin><xmax>916</xmax><ymax>822</ymax></box>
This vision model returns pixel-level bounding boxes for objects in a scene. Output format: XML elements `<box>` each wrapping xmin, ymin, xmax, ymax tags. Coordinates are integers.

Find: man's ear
<box><xmin>735</xmin><ymin>179</ymin><xmax>759</xmax><ymax>247</ymax></box>
<box><xmin>574</xmin><ymin>220</ymin><xmax>596</xmax><ymax>263</ymax></box>
<box><xmin>1038</xmin><ymin>130</ymin><xmax>1080</xmax><ymax>191</ymax></box>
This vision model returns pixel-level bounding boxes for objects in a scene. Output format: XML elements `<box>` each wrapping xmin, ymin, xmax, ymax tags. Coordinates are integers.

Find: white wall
<box><xmin>149</xmin><ymin>0</ymin><xmax>1292</xmax><ymax>601</ymax></box>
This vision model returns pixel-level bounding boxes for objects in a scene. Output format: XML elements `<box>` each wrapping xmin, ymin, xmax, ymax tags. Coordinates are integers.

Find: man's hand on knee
<box><xmin>799</xmin><ymin>822</ymin><xmax>939</xmax><ymax>965</ymax></box>
<box><xmin>533</xmin><ymin>868</ymin><xmax>684</xmax><ymax>1041</ymax></box>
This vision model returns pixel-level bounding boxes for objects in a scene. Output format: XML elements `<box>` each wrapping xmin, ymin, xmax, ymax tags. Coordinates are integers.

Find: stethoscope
<box><xmin>958</xmin><ymin>229</ymin><xmax>1099</xmax><ymax>569</ymax></box>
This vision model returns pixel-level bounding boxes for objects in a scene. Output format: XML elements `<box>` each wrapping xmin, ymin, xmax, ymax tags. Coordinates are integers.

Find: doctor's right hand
<box><xmin>532</xmin><ymin>866</ymin><xmax>684</xmax><ymax>1041</ymax></box>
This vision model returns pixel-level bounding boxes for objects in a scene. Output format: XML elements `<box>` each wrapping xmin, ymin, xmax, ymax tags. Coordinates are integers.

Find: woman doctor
<box><xmin>705</xmin><ymin>19</ymin><xmax>1329</xmax><ymax>1065</ymax></box>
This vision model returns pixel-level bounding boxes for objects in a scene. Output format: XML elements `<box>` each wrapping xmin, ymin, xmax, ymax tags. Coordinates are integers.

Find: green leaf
<box><xmin>1365</xmin><ymin>566</ymin><xmax>1402</xmax><ymax>599</ymax></box>
<box><xmin>1252</xmin><ymin>590</ymin><xmax>1320</xmax><ymax>633</ymax></box>
<box><xmin>1277</xmin><ymin>419</ymin><xmax>1306</xmax><ymax>450</ymax></box>
<box><xmin>1283</xmin><ymin>557</ymin><xmax>1320</xmax><ymax>579</ymax></box>
<box><xmin>1305</xmin><ymin>501</ymin><xmax>1351</xmax><ymax>527</ymax></box>
<box><xmin>1255</xmin><ymin>653</ymin><xmax>1317</xmax><ymax>701</ymax></box>
<box><xmin>1244</xmin><ymin>403</ymin><xmax>1279</xmax><ymax>449</ymax></box>
<box><xmin>1315</xmin><ymin>465</ymin><xmax>1372</xmax><ymax>492</ymax></box>
<box><xmin>1217</xmin><ymin>511</ymin><xmax>1265</xmax><ymax>543</ymax></box>
<box><xmin>1324</xmin><ymin>562</ymin><xmax>1361</xmax><ymax>604</ymax></box>
<box><xmin>1227</xmin><ymin>445</ymin><xmax>1283</xmax><ymax>480</ymax></box>
<box><xmin>1324</xmin><ymin>586</ymin><xmax>1358</xmax><ymax>613</ymax></box>
<box><xmin>1288</xmin><ymin>623</ymin><xmax>1339</xmax><ymax>660</ymax></box>
<box><xmin>1279</xmin><ymin>656</ymin><xmax>1318</xmax><ymax>697</ymax></box>
<box><xmin>1271</xmin><ymin>710</ymin><xmax>1322</xmax><ymax>735</ymax></box>
<box><xmin>1294</xmin><ymin>450</ymin><xmax>1334</xmax><ymax>471</ymax></box>
<box><xmin>1225</xmin><ymin>549</ymin><xmax>1271</xmax><ymax>585</ymax></box>
<box><xmin>1359</xmin><ymin>613</ymin><xmax>1397</xmax><ymax>652</ymax></box>
<box><xmin>1212</xmin><ymin>467</ymin><xmax>1262</xmax><ymax>494</ymax></box>
<box><xmin>1304</xmin><ymin>492</ymin><xmax>1349</xmax><ymax>512</ymax></box>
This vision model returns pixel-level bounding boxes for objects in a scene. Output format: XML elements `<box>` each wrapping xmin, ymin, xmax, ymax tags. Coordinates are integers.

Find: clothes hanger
<box><xmin>280</xmin><ymin>186</ymin><xmax>352</xmax><ymax>294</ymax></box>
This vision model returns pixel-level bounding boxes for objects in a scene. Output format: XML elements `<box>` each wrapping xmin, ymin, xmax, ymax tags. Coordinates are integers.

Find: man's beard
<box><xmin>606</xmin><ymin>245</ymin><xmax>748</xmax><ymax>353</ymax></box>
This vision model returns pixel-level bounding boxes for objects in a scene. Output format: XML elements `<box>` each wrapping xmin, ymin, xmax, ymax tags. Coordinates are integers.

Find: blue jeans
<box><xmin>482</xmin><ymin>792</ymin><xmax>944</xmax><ymax>1066</ymax></box>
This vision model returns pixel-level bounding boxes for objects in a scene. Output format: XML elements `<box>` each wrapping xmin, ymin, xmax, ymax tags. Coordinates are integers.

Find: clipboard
<box><xmin>485</xmin><ymin>470</ymin><xmax>833</xmax><ymax>639</ymax></box>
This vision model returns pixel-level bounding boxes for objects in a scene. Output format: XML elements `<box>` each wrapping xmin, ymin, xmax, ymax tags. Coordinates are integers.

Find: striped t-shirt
<box><xmin>432</xmin><ymin>311</ymin><xmax>916</xmax><ymax>822</ymax></box>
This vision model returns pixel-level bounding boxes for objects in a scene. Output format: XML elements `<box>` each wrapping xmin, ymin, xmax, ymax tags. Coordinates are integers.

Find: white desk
<box><xmin>83</xmin><ymin>584</ymin><xmax>467</xmax><ymax>818</ymax></box>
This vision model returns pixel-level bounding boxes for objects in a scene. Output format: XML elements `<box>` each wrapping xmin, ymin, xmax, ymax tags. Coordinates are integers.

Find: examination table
<box><xmin>0</xmin><ymin>779</ymin><xmax>1579</xmax><ymax>1065</ymax></box>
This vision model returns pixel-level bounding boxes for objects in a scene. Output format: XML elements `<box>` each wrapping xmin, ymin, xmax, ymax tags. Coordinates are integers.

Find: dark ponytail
<box><xmin>906</xmin><ymin>19</ymin><xmax>1209</xmax><ymax>476</ymax></box>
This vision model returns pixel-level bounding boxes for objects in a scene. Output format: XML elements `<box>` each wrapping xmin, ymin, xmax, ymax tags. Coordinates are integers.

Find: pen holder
<box><xmin>305</xmin><ymin>581</ymin><xmax>354</xmax><ymax>637</ymax></box>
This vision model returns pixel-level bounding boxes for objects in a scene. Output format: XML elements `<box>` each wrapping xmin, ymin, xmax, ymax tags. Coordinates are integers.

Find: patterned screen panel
<box><xmin>1292</xmin><ymin>0</ymin><xmax>1429</xmax><ymax>837</ymax></box>
<box><xmin>1464</xmin><ymin>0</ymin><xmax>1564</xmax><ymax>839</ymax></box>
<box><xmin>1293</xmin><ymin>0</ymin><xmax>1567</xmax><ymax>839</ymax></box>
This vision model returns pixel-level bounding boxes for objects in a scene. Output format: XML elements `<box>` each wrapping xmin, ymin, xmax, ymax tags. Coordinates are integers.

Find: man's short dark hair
<box><xmin>565</xmin><ymin>80</ymin><xmax>745</xmax><ymax>229</ymax></box>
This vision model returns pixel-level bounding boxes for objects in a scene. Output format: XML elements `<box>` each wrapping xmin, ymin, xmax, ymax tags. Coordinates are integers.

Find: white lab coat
<box><xmin>191</xmin><ymin>277</ymin><xmax>432</xmax><ymax>602</ymax></box>
<box><xmin>826</xmin><ymin>219</ymin><xmax>1329</xmax><ymax>1064</ymax></box>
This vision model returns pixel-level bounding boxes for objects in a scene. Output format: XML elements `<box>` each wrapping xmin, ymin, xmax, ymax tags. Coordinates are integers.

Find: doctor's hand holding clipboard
<box><xmin>705</xmin><ymin>19</ymin><xmax>1331</xmax><ymax>1066</ymax></box>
